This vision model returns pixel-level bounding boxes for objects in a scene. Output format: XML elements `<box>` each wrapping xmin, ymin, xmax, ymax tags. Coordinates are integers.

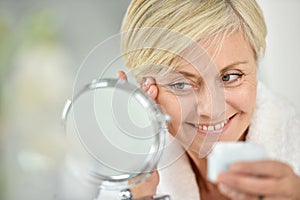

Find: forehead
<box><xmin>175</xmin><ymin>30</ymin><xmax>255</xmax><ymax>75</ymax></box>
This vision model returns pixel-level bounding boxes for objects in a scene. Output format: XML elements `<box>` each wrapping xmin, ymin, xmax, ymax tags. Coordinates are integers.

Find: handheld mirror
<box><xmin>62</xmin><ymin>78</ymin><xmax>170</xmax><ymax>199</ymax></box>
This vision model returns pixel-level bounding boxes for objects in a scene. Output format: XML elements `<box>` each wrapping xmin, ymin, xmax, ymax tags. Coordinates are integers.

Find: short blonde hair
<box><xmin>121</xmin><ymin>0</ymin><xmax>267</xmax><ymax>80</ymax></box>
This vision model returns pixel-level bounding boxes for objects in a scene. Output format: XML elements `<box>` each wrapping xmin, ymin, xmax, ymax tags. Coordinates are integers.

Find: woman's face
<box><xmin>155</xmin><ymin>30</ymin><xmax>257</xmax><ymax>155</ymax></box>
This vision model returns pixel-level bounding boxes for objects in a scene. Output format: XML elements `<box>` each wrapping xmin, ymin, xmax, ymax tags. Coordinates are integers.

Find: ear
<box><xmin>144</xmin><ymin>84</ymin><xmax>158</xmax><ymax>100</ymax></box>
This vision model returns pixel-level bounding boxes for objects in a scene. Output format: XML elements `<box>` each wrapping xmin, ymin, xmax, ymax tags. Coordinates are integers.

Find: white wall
<box><xmin>257</xmin><ymin>0</ymin><xmax>300</xmax><ymax>112</ymax></box>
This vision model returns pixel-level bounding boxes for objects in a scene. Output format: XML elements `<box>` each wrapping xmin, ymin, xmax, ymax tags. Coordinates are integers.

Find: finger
<box><xmin>217</xmin><ymin>172</ymin><xmax>287</xmax><ymax>196</ymax></box>
<box><xmin>130</xmin><ymin>170</ymin><xmax>159</xmax><ymax>199</ymax></box>
<box><xmin>230</xmin><ymin>160</ymin><xmax>293</xmax><ymax>178</ymax></box>
<box><xmin>140</xmin><ymin>77</ymin><xmax>158</xmax><ymax>99</ymax></box>
<box><xmin>117</xmin><ymin>70</ymin><xmax>128</xmax><ymax>81</ymax></box>
<box><xmin>218</xmin><ymin>183</ymin><xmax>258</xmax><ymax>200</ymax></box>
<box><xmin>219</xmin><ymin>183</ymin><xmax>287</xmax><ymax>200</ymax></box>
<box><xmin>140</xmin><ymin>77</ymin><xmax>156</xmax><ymax>91</ymax></box>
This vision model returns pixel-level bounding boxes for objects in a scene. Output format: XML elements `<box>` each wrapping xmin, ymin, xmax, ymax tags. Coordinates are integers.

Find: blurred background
<box><xmin>0</xmin><ymin>0</ymin><xmax>299</xmax><ymax>199</ymax></box>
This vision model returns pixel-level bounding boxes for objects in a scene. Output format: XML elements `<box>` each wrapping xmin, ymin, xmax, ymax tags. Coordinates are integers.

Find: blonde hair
<box><xmin>121</xmin><ymin>0</ymin><xmax>267</xmax><ymax>80</ymax></box>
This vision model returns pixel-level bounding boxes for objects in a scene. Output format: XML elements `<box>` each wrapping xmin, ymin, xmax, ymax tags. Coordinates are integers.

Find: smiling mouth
<box><xmin>186</xmin><ymin>114</ymin><xmax>236</xmax><ymax>134</ymax></box>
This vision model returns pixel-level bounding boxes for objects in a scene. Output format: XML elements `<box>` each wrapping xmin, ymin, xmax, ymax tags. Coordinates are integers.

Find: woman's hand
<box><xmin>130</xmin><ymin>170</ymin><xmax>160</xmax><ymax>199</ymax></box>
<box><xmin>217</xmin><ymin>160</ymin><xmax>300</xmax><ymax>200</ymax></box>
<box><xmin>117</xmin><ymin>70</ymin><xmax>158</xmax><ymax>99</ymax></box>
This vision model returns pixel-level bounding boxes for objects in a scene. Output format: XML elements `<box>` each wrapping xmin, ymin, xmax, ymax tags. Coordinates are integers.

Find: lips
<box><xmin>186</xmin><ymin>114</ymin><xmax>236</xmax><ymax>135</ymax></box>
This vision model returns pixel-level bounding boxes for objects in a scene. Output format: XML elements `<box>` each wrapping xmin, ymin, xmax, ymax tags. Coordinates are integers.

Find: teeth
<box><xmin>214</xmin><ymin>124</ymin><xmax>221</xmax><ymax>130</ymax></box>
<box><xmin>196</xmin><ymin>119</ymin><xmax>229</xmax><ymax>131</ymax></box>
<box><xmin>207</xmin><ymin>126</ymin><xmax>214</xmax><ymax>131</ymax></box>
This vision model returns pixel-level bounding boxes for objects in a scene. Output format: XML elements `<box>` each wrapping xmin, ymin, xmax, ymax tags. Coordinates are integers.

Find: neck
<box><xmin>186</xmin><ymin>130</ymin><xmax>249</xmax><ymax>190</ymax></box>
<box><xmin>186</xmin><ymin>150</ymin><xmax>210</xmax><ymax>190</ymax></box>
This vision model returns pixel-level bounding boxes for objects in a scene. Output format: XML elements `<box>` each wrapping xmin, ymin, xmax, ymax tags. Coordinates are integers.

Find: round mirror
<box><xmin>62</xmin><ymin>78</ymin><xmax>169</xmax><ymax>193</ymax></box>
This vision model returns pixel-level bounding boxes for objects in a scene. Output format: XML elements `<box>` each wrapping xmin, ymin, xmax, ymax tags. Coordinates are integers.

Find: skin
<box><xmin>118</xmin><ymin>30</ymin><xmax>300</xmax><ymax>199</ymax></box>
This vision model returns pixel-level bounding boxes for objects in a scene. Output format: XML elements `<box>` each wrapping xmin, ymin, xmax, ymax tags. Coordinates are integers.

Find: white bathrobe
<box><xmin>157</xmin><ymin>82</ymin><xmax>300</xmax><ymax>200</ymax></box>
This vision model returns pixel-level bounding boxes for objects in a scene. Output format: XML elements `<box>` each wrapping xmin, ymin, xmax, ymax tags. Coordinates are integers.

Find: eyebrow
<box><xmin>220</xmin><ymin>61</ymin><xmax>248</xmax><ymax>73</ymax></box>
<box><xmin>176</xmin><ymin>71</ymin><xmax>198</xmax><ymax>78</ymax></box>
<box><xmin>176</xmin><ymin>61</ymin><xmax>249</xmax><ymax>78</ymax></box>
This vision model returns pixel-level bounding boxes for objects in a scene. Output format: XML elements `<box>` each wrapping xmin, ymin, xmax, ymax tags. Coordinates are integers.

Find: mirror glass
<box><xmin>62</xmin><ymin>79</ymin><xmax>168</xmax><ymax>191</ymax></box>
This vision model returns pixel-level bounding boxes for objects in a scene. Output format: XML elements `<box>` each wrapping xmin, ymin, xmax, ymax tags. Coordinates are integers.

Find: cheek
<box><xmin>225</xmin><ymin>82</ymin><xmax>257</xmax><ymax>114</ymax></box>
<box><xmin>156</xmin><ymin>93</ymin><xmax>182</xmax><ymax>135</ymax></box>
<box><xmin>220</xmin><ymin>83</ymin><xmax>257</xmax><ymax>141</ymax></box>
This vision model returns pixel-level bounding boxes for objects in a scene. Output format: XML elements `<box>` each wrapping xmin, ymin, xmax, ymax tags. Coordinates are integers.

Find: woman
<box><xmin>118</xmin><ymin>0</ymin><xmax>300</xmax><ymax>199</ymax></box>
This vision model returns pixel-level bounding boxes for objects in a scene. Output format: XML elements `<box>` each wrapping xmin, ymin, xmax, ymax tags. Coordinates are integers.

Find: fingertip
<box><xmin>147</xmin><ymin>85</ymin><xmax>158</xmax><ymax>99</ymax></box>
<box><xmin>117</xmin><ymin>71</ymin><xmax>127</xmax><ymax>80</ymax></box>
<box><xmin>216</xmin><ymin>172</ymin><xmax>227</xmax><ymax>183</ymax></box>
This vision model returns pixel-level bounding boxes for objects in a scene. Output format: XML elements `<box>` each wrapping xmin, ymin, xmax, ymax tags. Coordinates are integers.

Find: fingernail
<box><xmin>142</xmin><ymin>77</ymin><xmax>152</xmax><ymax>87</ymax></box>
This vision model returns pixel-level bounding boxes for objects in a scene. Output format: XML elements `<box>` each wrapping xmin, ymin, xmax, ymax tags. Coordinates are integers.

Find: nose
<box><xmin>196</xmin><ymin>82</ymin><xmax>226</xmax><ymax>120</ymax></box>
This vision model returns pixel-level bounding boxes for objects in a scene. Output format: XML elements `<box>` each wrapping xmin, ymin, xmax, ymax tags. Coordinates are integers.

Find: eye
<box><xmin>221</xmin><ymin>72</ymin><xmax>244</xmax><ymax>86</ymax></box>
<box><xmin>168</xmin><ymin>82</ymin><xmax>194</xmax><ymax>90</ymax></box>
